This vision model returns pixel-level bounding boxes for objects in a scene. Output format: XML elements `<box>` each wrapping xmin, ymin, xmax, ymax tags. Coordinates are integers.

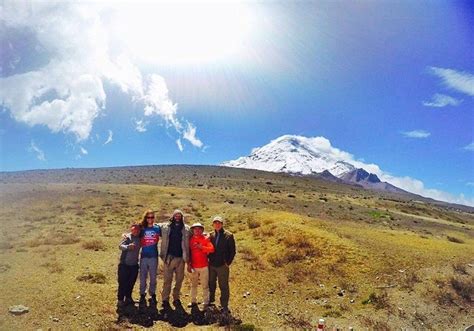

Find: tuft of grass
<box><xmin>247</xmin><ymin>219</ymin><xmax>261</xmax><ymax>229</ymax></box>
<box><xmin>450</xmin><ymin>276</ymin><xmax>474</xmax><ymax>302</ymax></box>
<box><xmin>452</xmin><ymin>262</ymin><xmax>468</xmax><ymax>275</ymax></box>
<box><xmin>399</xmin><ymin>270</ymin><xmax>421</xmax><ymax>291</ymax></box>
<box><xmin>360</xmin><ymin>316</ymin><xmax>391</xmax><ymax>331</ymax></box>
<box><xmin>269</xmin><ymin>233</ymin><xmax>320</xmax><ymax>267</ymax></box>
<box><xmin>283</xmin><ymin>312</ymin><xmax>313</xmax><ymax>329</ymax></box>
<box><xmin>82</xmin><ymin>239</ymin><xmax>106</xmax><ymax>251</ymax></box>
<box><xmin>76</xmin><ymin>272</ymin><xmax>107</xmax><ymax>284</ymax></box>
<box><xmin>239</xmin><ymin>246</ymin><xmax>265</xmax><ymax>270</ymax></box>
<box><xmin>362</xmin><ymin>291</ymin><xmax>390</xmax><ymax>310</ymax></box>
<box><xmin>40</xmin><ymin>261</ymin><xmax>64</xmax><ymax>273</ymax></box>
<box><xmin>447</xmin><ymin>236</ymin><xmax>464</xmax><ymax>244</ymax></box>
<box><xmin>27</xmin><ymin>233</ymin><xmax>80</xmax><ymax>247</ymax></box>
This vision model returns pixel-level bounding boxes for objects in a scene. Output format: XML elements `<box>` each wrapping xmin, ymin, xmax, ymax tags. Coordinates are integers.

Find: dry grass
<box><xmin>0</xmin><ymin>166</ymin><xmax>473</xmax><ymax>330</ymax></box>
<box><xmin>76</xmin><ymin>272</ymin><xmax>107</xmax><ymax>284</ymax></box>
<box><xmin>82</xmin><ymin>239</ymin><xmax>106</xmax><ymax>251</ymax></box>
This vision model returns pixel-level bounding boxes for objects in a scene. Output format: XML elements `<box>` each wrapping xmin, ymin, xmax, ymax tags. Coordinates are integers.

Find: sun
<box><xmin>110</xmin><ymin>2</ymin><xmax>255</xmax><ymax>65</ymax></box>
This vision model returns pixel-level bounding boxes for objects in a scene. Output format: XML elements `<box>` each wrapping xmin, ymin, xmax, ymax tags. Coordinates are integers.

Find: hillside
<box><xmin>0</xmin><ymin>165</ymin><xmax>473</xmax><ymax>330</ymax></box>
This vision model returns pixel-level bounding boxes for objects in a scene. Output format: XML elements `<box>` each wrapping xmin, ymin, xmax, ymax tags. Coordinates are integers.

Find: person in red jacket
<box><xmin>187</xmin><ymin>222</ymin><xmax>214</xmax><ymax>309</ymax></box>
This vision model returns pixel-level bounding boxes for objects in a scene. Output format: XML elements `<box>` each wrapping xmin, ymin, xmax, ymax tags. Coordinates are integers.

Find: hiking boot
<box><xmin>139</xmin><ymin>294</ymin><xmax>146</xmax><ymax>306</ymax></box>
<box><xmin>149</xmin><ymin>294</ymin><xmax>157</xmax><ymax>304</ymax></box>
<box><xmin>188</xmin><ymin>302</ymin><xmax>198</xmax><ymax>308</ymax></box>
<box><xmin>124</xmin><ymin>297</ymin><xmax>135</xmax><ymax>306</ymax></box>
<box><xmin>117</xmin><ymin>300</ymin><xmax>125</xmax><ymax>308</ymax></box>
<box><xmin>221</xmin><ymin>307</ymin><xmax>230</xmax><ymax>314</ymax></box>
<box><xmin>162</xmin><ymin>300</ymin><xmax>171</xmax><ymax>311</ymax></box>
<box><xmin>172</xmin><ymin>299</ymin><xmax>182</xmax><ymax>308</ymax></box>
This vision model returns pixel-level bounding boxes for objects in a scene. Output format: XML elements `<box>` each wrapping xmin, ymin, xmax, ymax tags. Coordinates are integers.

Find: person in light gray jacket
<box><xmin>159</xmin><ymin>209</ymin><xmax>191</xmax><ymax>311</ymax></box>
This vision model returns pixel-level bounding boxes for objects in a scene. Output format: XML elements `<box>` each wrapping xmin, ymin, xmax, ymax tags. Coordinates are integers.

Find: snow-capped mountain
<box><xmin>222</xmin><ymin>135</ymin><xmax>356</xmax><ymax>176</ymax></box>
<box><xmin>222</xmin><ymin>135</ymin><xmax>407</xmax><ymax>193</ymax></box>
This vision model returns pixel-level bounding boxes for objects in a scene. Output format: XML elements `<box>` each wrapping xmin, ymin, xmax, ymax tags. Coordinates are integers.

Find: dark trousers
<box><xmin>117</xmin><ymin>264</ymin><xmax>139</xmax><ymax>301</ymax></box>
<box><xmin>209</xmin><ymin>264</ymin><xmax>230</xmax><ymax>309</ymax></box>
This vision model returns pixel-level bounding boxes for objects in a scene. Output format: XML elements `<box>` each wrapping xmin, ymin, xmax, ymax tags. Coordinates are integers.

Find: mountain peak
<box><xmin>222</xmin><ymin>134</ymin><xmax>356</xmax><ymax>176</ymax></box>
<box><xmin>222</xmin><ymin>134</ymin><xmax>408</xmax><ymax>195</ymax></box>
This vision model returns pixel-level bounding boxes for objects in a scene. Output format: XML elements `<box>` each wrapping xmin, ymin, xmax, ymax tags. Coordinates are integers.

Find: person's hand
<box><xmin>196</xmin><ymin>242</ymin><xmax>203</xmax><ymax>250</ymax></box>
<box><xmin>122</xmin><ymin>233</ymin><xmax>127</xmax><ymax>239</ymax></box>
<box><xmin>187</xmin><ymin>264</ymin><xmax>193</xmax><ymax>273</ymax></box>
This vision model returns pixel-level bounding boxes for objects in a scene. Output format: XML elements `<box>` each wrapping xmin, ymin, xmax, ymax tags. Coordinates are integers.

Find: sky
<box><xmin>0</xmin><ymin>1</ymin><xmax>473</xmax><ymax>206</ymax></box>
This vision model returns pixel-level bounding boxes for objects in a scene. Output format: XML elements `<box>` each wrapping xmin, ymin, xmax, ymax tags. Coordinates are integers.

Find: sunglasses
<box><xmin>147</xmin><ymin>216</ymin><xmax>155</xmax><ymax>219</ymax></box>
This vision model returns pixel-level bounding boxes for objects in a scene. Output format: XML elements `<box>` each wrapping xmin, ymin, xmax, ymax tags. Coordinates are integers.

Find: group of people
<box><xmin>117</xmin><ymin>209</ymin><xmax>236</xmax><ymax>315</ymax></box>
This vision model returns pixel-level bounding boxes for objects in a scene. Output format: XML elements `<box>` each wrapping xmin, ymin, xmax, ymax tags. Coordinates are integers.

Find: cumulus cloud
<box><xmin>104</xmin><ymin>130</ymin><xmax>113</xmax><ymax>145</ymax></box>
<box><xmin>400</xmin><ymin>130</ymin><xmax>431</xmax><ymax>139</ymax></box>
<box><xmin>0</xmin><ymin>1</ymin><xmax>203</xmax><ymax>149</ymax></box>
<box><xmin>429</xmin><ymin>67</ymin><xmax>474</xmax><ymax>97</ymax></box>
<box><xmin>422</xmin><ymin>93</ymin><xmax>462</xmax><ymax>107</ymax></box>
<box><xmin>463</xmin><ymin>142</ymin><xmax>474</xmax><ymax>151</ymax></box>
<box><xmin>28</xmin><ymin>140</ymin><xmax>46</xmax><ymax>161</ymax></box>
<box><xmin>80</xmin><ymin>147</ymin><xmax>88</xmax><ymax>155</ymax></box>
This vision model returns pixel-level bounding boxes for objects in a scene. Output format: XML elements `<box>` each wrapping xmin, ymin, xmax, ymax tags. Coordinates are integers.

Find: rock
<box><xmin>243</xmin><ymin>294</ymin><xmax>247</xmax><ymax>298</ymax></box>
<box><xmin>246</xmin><ymin>291</ymin><xmax>250</xmax><ymax>296</ymax></box>
<box><xmin>350</xmin><ymin>299</ymin><xmax>355</xmax><ymax>303</ymax></box>
<box><xmin>319</xmin><ymin>284</ymin><xmax>325</xmax><ymax>288</ymax></box>
<box><xmin>268</xmin><ymin>290</ymin><xmax>274</xmax><ymax>294</ymax></box>
<box><xmin>333</xmin><ymin>285</ymin><xmax>337</xmax><ymax>289</ymax></box>
<box><xmin>52</xmin><ymin>318</ymin><xmax>59</xmax><ymax>322</ymax></box>
<box><xmin>9</xmin><ymin>305</ymin><xmax>29</xmax><ymax>315</ymax></box>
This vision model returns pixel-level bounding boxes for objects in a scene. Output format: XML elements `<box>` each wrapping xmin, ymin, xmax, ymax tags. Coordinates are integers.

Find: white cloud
<box><xmin>466</xmin><ymin>182</ymin><xmax>474</xmax><ymax>187</ymax></box>
<box><xmin>401</xmin><ymin>130</ymin><xmax>431</xmax><ymax>139</ymax></box>
<box><xmin>463</xmin><ymin>142</ymin><xmax>474</xmax><ymax>151</ymax></box>
<box><xmin>176</xmin><ymin>139</ymin><xmax>184</xmax><ymax>152</ymax></box>
<box><xmin>422</xmin><ymin>93</ymin><xmax>462</xmax><ymax>107</ymax></box>
<box><xmin>104</xmin><ymin>130</ymin><xmax>113</xmax><ymax>145</ymax></box>
<box><xmin>183</xmin><ymin>122</ymin><xmax>203</xmax><ymax>148</ymax></box>
<box><xmin>80</xmin><ymin>147</ymin><xmax>88</xmax><ymax>155</ymax></box>
<box><xmin>429</xmin><ymin>67</ymin><xmax>474</xmax><ymax>97</ymax></box>
<box><xmin>0</xmin><ymin>2</ymin><xmax>203</xmax><ymax>149</ymax></box>
<box><xmin>28</xmin><ymin>140</ymin><xmax>46</xmax><ymax>161</ymax></box>
<box><xmin>134</xmin><ymin>119</ymin><xmax>148</xmax><ymax>133</ymax></box>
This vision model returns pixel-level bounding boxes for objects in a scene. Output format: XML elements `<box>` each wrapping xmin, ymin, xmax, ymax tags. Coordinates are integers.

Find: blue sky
<box><xmin>0</xmin><ymin>1</ymin><xmax>473</xmax><ymax>206</ymax></box>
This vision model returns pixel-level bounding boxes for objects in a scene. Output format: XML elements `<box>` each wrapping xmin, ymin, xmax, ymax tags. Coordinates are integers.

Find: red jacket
<box><xmin>189</xmin><ymin>234</ymin><xmax>214</xmax><ymax>268</ymax></box>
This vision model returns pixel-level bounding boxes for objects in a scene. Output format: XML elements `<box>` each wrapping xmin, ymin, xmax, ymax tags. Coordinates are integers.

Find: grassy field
<box><xmin>0</xmin><ymin>165</ymin><xmax>473</xmax><ymax>330</ymax></box>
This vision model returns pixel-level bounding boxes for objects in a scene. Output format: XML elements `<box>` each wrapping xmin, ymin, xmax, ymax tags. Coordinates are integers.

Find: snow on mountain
<box><xmin>222</xmin><ymin>135</ymin><xmax>356</xmax><ymax>176</ymax></box>
<box><xmin>222</xmin><ymin>134</ymin><xmax>408</xmax><ymax>194</ymax></box>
